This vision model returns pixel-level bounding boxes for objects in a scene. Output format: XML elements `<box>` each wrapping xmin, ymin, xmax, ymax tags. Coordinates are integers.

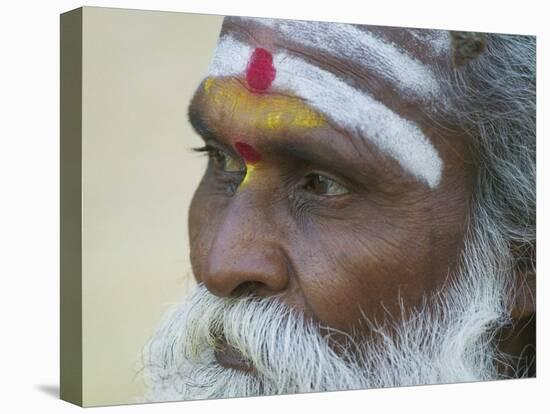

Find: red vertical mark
<box><xmin>246</xmin><ymin>47</ymin><xmax>276</xmax><ymax>91</ymax></box>
<box><xmin>235</xmin><ymin>141</ymin><xmax>262</xmax><ymax>164</ymax></box>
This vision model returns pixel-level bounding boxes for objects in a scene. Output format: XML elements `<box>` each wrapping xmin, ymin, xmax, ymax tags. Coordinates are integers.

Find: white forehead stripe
<box><xmin>232</xmin><ymin>17</ymin><xmax>446</xmax><ymax>104</ymax></box>
<box><xmin>407</xmin><ymin>29</ymin><xmax>451</xmax><ymax>56</ymax></box>
<box><xmin>207</xmin><ymin>35</ymin><xmax>443</xmax><ymax>188</ymax></box>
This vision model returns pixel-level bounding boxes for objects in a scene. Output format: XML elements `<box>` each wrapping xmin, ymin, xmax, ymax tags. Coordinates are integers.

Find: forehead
<box><xmin>192</xmin><ymin>17</ymin><xmax>454</xmax><ymax>189</ymax></box>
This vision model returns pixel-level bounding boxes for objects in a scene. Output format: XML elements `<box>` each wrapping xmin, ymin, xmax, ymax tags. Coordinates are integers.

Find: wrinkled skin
<box><xmin>185</xmin><ymin>21</ymin><xmax>534</xmax><ymax>368</ymax></box>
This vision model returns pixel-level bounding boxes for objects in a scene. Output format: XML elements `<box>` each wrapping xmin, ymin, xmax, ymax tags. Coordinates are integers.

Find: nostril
<box><xmin>231</xmin><ymin>281</ymin><xmax>266</xmax><ymax>298</ymax></box>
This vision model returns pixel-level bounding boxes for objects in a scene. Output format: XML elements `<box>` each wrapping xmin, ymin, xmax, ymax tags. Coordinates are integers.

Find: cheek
<box><xmin>288</xmin><ymin>215</ymin><xmax>438</xmax><ymax>333</ymax></box>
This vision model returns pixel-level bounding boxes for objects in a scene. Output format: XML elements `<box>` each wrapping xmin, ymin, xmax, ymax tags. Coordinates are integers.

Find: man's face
<box><xmin>186</xmin><ymin>20</ymin><xmax>475</xmax><ymax>365</ymax></box>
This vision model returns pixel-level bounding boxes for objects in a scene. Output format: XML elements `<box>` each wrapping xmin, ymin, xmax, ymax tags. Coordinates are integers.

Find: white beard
<box><xmin>139</xmin><ymin>223</ymin><xmax>516</xmax><ymax>402</ymax></box>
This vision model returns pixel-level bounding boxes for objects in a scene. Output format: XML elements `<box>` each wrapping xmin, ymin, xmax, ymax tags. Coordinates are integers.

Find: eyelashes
<box><xmin>192</xmin><ymin>144</ymin><xmax>217</xmax><ymax>156</ymax></box>
<box><xmin>193</xmin><ymin>145</ymin><xmax>245</xmax><ymax>173</ymax></box>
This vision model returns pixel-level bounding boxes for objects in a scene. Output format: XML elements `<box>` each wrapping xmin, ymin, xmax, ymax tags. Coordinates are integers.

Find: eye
<box><xmin>213</xmin><ymin>150</ymin><xmax>243</xmax><ymax>172</ymax></box>
<box><xmin>303</xmin><ymin>173</ymin><xmax>349</xmax><ymax>196</ymax></box>
<box><xmin>195</xmin><ymin>145</ymin><xmax>244</xmax><ymax>173</ymax></box>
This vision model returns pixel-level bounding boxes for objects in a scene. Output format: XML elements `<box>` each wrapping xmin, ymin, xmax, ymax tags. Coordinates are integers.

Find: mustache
<box><xmin>146</xmin><ymin>282</ymin><xmax>365</xmax><ymax>393</ymax></box>
<box><xmin>183</xmin><ymin>284</ymin><xmax>353</xmax><ymax>371</ymax></box>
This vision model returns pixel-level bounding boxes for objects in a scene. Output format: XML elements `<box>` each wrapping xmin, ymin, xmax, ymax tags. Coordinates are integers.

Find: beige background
<box><xmin>81</xmin><ymin>7</ymin><xmax>223</xmax><ymax>406</ymax></box>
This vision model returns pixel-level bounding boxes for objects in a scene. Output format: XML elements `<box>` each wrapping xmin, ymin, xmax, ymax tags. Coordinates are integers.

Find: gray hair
<box><xmin>443</xmin><ymin>32</ymin><xmax>536</xmax><ymax>276</ymax></box>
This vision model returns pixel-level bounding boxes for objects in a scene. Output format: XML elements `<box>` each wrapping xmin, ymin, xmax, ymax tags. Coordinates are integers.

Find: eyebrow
<box><xmin>267</xmin><ymin>139</ymin><xmax>363</xmax><ymax>177</ymax></box>
<box><xmin>187</xmin><ymin>106</ymin><xmax>381</xmax><ymax>181</ymax></box>
<box><xmin>187</xmin><ymin>105</ymin><xmax>218</xmax><ymax>143</ymax></box>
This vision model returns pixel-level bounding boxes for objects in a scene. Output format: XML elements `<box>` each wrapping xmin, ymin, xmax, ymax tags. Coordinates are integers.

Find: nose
<box><xmin>200</xmin><ymin>195</ymin><xmax>290</xmax><ymax>298</ymax></box>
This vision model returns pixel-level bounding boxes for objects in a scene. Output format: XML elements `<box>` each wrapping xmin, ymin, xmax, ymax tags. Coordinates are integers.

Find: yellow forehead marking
<box><xmin>204</xmin><ymin>77</ymin><xmax>215</xmax><ymax>94</ymax></box>
<box><xmin>203</xmin><ymin>77</ymin><xmax>326</xmax><ymax>130</ymax></box>
<box><xmin>240</xmin><ymin>163</ymin><xmax>256</xmax><ymax>188</ymax></box>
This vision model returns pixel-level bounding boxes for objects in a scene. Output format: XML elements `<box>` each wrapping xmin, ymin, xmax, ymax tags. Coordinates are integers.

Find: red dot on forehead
<box><xmin>246</xmin><ymin>47</ymin><xmax>276</xmax><ymax>91</ymax></box>
<box><xmin>235</xmin><ymin>141</ymin><xmax>262</xmax><ymax>164</ymax></box>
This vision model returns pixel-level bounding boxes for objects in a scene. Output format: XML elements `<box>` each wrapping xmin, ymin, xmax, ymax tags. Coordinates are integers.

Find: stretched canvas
<box><xmin>60</xmin><ymin>6</ymin><xmax>536</xmax><ymax>407</ymax></box>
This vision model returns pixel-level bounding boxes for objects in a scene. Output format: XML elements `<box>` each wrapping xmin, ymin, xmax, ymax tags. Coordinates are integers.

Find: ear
<box><xmin>510</xmin><ymin>268</ymin><xmax>536</xmax><ymax>321</ymax></box>
<box><xmin>450</xmin><ymin>31</ymin><xmax>487</xmax><ymax>68</ymax></box>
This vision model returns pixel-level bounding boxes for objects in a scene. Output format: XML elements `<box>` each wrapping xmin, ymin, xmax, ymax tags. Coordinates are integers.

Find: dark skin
<box><xmin>186</xmin><ymin>23</ymin><xmax>535</xmax><ymax>374</ymax></box>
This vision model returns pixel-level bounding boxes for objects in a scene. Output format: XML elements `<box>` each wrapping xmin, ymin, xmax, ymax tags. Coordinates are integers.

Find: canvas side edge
<box><xmin>60</xmin><ymin>7</ymin><xmax>83</xmax><ymax>407</ymax></box>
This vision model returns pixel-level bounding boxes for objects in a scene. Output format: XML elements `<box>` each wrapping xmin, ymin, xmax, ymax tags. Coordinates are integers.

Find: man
<box><xmin>140</xmin><ymin>16</ymin><xmax>536</xmax><ymax>401</ymax></box>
